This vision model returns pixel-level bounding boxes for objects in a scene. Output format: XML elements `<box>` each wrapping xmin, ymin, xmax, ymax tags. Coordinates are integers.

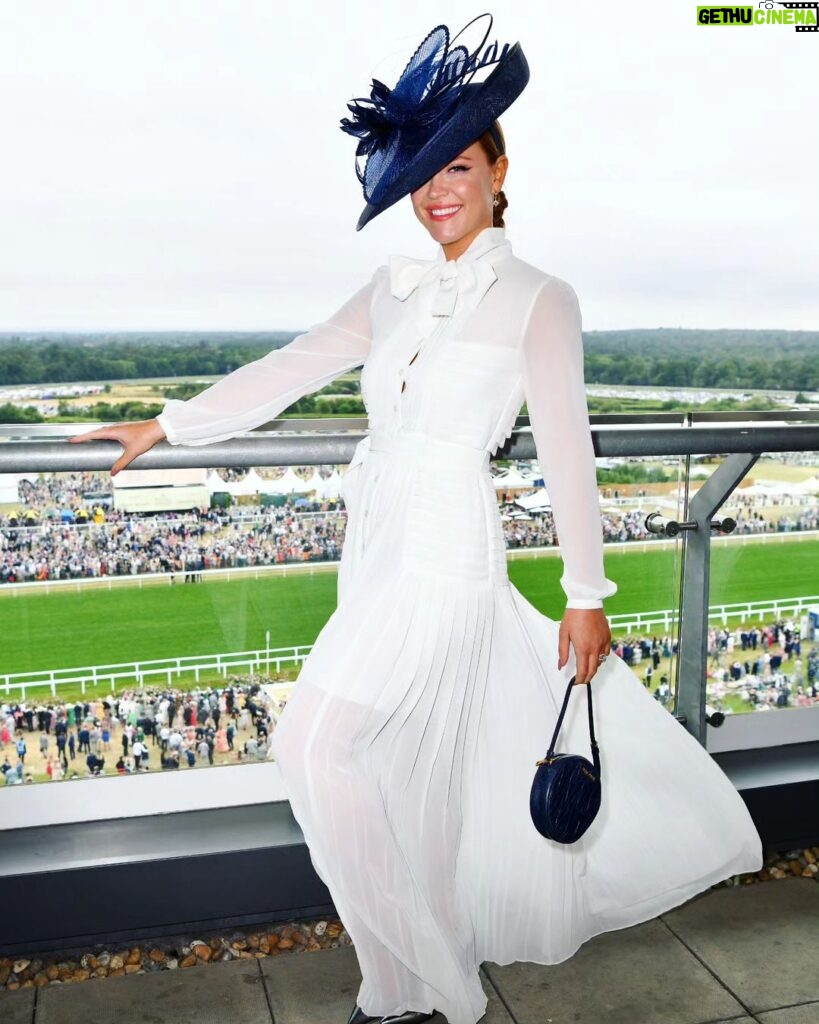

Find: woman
<box><xmin>215</xmin><ymin>725</ymin><xmax>229</xmax><ymax>755</ymax></box>
<box><xmin>72</xmin><ymin>15</ymin><xmax>762</xmax><ymax>1024</ymax></box>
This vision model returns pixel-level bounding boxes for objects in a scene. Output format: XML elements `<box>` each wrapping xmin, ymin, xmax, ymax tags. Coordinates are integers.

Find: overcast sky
<box><xmin>0</xmin><ymin>1</ymin><xmax>816</xmax><ymax>332</ymax></box>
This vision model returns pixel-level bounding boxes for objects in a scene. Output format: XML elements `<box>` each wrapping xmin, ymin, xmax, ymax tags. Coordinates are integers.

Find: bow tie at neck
<box><xmin>388</xmin><ymin>252</ymin><xmax>499</xmax><ymax>317</ymax></box>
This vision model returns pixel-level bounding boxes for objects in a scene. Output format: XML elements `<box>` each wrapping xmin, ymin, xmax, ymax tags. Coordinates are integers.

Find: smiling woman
<box><xmin>67</xmin><ymin>12</ymin><xmax>764</xmax><ymax>1024</ymax></box>
<box><xmin>410</xmin><ymin>129</ymin><xmax>509</xmax><ymax>260</ymax></box>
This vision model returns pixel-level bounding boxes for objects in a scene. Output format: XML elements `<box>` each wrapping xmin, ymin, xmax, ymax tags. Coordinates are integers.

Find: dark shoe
<box><xmin>346</xmin><ymin>1005</ymin><xmax>382</xmax><ymax>1024</ymax></box>
<box><xmin>381</xmin><ymin>1013</ymin><xmax>436</xmax><ymax>1023</ymax></box>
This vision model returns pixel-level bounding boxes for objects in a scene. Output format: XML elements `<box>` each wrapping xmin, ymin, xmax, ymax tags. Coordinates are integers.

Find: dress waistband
<box><xmin>364</xmin><ymin>430</ymin><xmax>490</xmax><ymax>471</ymax></box>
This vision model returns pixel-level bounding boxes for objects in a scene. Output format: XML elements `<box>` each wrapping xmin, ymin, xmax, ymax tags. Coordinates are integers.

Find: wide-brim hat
<box><xmin>340</xmin><ymin>13</ymin><xmax>529</xmax><ymax>232</ymax></box>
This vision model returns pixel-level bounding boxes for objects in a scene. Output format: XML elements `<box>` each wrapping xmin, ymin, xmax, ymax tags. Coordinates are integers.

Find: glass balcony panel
<box><xmin>504</xmin><ymin>445</ymin><xmax>687</xmax><ymax>716</ymax></box>
<box><xmin>701</xmin><ymin>447</ymin><xmax>819</xmax><ymax>718</ymax></box>
<box><xmin>1</xmin><ymin>413</ymin><xmax>817</xmax><ymax>824</ymax></box>
<box><xmin>0</xmin><ymin>457</ymin><xmax>353</xmax><ymax>788</ymax></box>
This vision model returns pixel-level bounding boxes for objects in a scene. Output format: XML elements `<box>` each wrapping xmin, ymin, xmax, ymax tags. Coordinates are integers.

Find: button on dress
<box><xmin>157</xmin><ymin>226</ymin><xmax>763</xmax><ymax>1024</ymax></box>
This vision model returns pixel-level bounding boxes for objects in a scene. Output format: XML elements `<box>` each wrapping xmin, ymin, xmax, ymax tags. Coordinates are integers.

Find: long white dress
<box><xmin>157</xmin><ymin>226</ymin><xmax>763</xmax><ymax>1024</ymax></box>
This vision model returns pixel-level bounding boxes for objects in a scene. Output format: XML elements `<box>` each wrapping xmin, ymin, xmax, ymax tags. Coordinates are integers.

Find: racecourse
<box><xmin>0</xmin><ymin>536</ymin><xmax>816</xmax><ymax>676</ymax></box>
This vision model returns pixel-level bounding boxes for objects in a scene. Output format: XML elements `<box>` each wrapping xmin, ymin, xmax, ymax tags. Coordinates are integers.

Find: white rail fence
<box><xmin>3</xmin><ymin>594</ymin><xmax>817</xmax><ymax>701</ymax></box>
<box><xmin>0</xmin><ymin>558</ymin><xmax>340</xmax><ymax>595</ymax></box>
<box><xmin>2</xmin><ymin>645</ymin><xmax>313</xmax><ymax>700</ymax></box>
<box><xmin>607</xmin><ymin>593</ymin><xmax>819</xmax><ymax>633</ymax></box>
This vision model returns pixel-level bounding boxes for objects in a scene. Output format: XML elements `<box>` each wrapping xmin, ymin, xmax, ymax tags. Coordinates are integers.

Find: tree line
<box><xmin>0</xmin><ymin>392</ymin><xmax>368</xmax><ymax>424</ymax></box>
<box><xmin>0</xmin><ymin>328</ymin><xmax>816</xmax><ymax>391</ymax></box>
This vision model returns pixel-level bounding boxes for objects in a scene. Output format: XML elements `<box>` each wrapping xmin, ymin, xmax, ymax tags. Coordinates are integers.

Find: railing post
<box><xmin>677</xmin><ymin>452</ymin><xmax>760</xmax><ymax>744</ymax></box>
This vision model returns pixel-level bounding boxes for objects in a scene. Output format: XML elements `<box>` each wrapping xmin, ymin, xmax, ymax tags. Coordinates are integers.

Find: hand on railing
<box><xmin>69</xmin><ymin>418</ymin><xmax>167</xmax><ymax>476</ymax></box>
<box><xmin>558</xmin><ymin>608</ymin><xmax>613</xmax><ymax>686</ymax></box>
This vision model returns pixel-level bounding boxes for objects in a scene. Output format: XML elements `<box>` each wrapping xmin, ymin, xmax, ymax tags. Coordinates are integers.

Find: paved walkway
<box><xmin>2</xmin><ymin>878</ymin><xmax>817</xmax><ymax>1024</ymax></box>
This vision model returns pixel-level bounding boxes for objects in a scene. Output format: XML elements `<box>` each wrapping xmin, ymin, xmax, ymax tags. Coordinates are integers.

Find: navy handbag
<box><xmin>530</xmin><ymin>675</ymin><xmax>602</xmax><ymax>844</ymax></box>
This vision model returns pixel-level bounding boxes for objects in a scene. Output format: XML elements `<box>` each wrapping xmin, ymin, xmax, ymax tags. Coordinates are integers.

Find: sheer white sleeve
<box><xmin>520</xmin><ymin>276</ymin><xmax>618</xmax><ymax>610</ymax></box>
<box><xmin>155</xmin><ymin>268</ymin><xmax>382</xmax><ymax>447</ymax></box>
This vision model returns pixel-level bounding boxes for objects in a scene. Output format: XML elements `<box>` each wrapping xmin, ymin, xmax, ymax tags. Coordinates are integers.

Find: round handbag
<box><xmin>529</xmin><ymin>675</ymin><xmax>602</xmax><ymax>844</ymax></box>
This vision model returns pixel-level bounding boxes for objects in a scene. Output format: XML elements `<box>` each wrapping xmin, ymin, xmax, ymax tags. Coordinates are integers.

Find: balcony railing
<box><xmin>1</xmin><ymin>410</ymin><xmax>817</xmax><ymax>834</ymax></box>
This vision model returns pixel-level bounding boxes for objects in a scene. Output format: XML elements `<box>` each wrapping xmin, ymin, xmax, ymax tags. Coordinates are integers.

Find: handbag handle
<box><xmin>540</xmin><ymin>675</ymin><xmax>600</xmax><ymax>774</ymax></box>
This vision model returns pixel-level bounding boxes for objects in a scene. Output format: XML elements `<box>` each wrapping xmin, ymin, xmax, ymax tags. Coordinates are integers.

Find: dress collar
<box><xmin>388</xmin><ymin>226</ymin><xmax>512</xmax><ymax>317</ymax></box>
<box><xmin>433</xmin><ymin>225</ymin><xmax>511</xmax><ymax>267</ymax></box>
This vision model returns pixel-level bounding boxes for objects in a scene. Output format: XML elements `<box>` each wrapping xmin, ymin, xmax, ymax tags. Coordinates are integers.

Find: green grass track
<box><xmin>0</xmin><ymin>536</ymin><xmax>816</xmax><ymax>675</ymax></box>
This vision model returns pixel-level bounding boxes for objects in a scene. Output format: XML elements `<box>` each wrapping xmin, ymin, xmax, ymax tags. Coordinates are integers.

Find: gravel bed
<box><xmin>2</xmin><ymin>846</ymin><xmax>817</xmax><ymax>993</ymax></box>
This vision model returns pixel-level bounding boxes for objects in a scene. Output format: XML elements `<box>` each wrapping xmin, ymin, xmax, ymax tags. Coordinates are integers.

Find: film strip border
<box><xmin>775</xmin><ymin>2</ymin><xmax>819</xmax><ymax>31</ymax></box>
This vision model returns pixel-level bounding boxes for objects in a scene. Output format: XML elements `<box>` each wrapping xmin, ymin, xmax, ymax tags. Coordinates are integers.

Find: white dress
<box><xmin>157</xmin><ymin>226</ymin><xmax>763</xmax><ymax>1024</ymax></box>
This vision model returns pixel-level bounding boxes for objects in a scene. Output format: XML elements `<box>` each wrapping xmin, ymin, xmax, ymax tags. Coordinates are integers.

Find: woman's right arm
<box><xmin>520</xmin><ymin>274</ymin><xmax>617</xmax><ymax>609</ymax></box>
<box><xmin>70</xmin><ymin>266</ymin><xmax>384</xmax><ymax>473</ymax></box>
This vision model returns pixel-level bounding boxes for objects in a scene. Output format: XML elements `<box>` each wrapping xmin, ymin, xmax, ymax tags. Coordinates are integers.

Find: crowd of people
<box><xmin>608</xmin><ymin>621</ymin><xmax>818</xmax><ymax>710</ymax></box>
<box><xmin>571</xmin><ymin>618</ymin><xmax>819</xmax><ymax>712</ymax></box>
<box><xmin>1</xmin><ymin>617</ymin><xmax>816</xmax><ymax>786</ymax></box>
<box><xmin>0</xmin><ymin>506</ymin><xmax>347</xmax><ymax>582</ymax></box>
<box><xmin>706</xmin><ymin>620</ymin><xmax>819</xmax><ymax>708</ymax></box>
<box><xmin>0</xmin><ymin>678</ymin><xmax>279</xmax><ymax>785</ymax></box>
<box><xmin>2</xmin><ymin>472</ymin><xmax>817</xmax><ymax>585</ymax></box>
<box><xmin>505</xmin><ymin>506</ymin><xmax>658</xmax><ymax>548</ymax></box>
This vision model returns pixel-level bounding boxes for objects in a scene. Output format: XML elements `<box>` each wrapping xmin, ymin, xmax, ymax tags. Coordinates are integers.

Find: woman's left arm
<box><xmin>520</xmin><ymin>276</ymin><xmax>617</xmax><ymax>684</ymax></box>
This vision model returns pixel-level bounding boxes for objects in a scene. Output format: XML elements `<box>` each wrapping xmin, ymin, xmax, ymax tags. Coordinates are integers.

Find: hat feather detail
<box><xmin>340</xmin><ymin>13</ymin><xmax>511</xmax><ymax>205</ymax></box>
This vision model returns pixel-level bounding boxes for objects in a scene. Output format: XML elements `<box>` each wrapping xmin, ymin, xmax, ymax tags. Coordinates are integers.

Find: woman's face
<box><xmin>410</xmin><ymin>140</ymin><xmax>508</xmax><ymax>259</ymax></box>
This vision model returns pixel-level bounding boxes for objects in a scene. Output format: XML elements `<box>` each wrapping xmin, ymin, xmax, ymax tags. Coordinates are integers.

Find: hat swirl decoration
<box><xmin>340</xmin><ymin>13</ymin><xmax>530</xmax><ymax>231</ymax></box>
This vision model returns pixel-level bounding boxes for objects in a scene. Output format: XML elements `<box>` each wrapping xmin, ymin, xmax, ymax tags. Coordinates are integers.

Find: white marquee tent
<box><xmin>737</xmin><ymin>480</ymin><xmax>813</xmax><ymax>497</ymax></box>
<box><xmin>205</xmin><ymin>466</ymin><xmax>348</xmax><ymax>502</ymax></box>
<box><xmin>514</xmin><ymin>488</ymin><xmax>552</xmax><ymax>512</ymax></box>
<box><xmin>0</xmin><ymin>473</ymin><xmax>25</xmax><ymax>504</ymax></box>
<box><xmin>206</xmin><ymin>470</ymin><xmax>233</xmax><ymax>495</ymax></box>
<box><xmin>492</xmin><ymin>467</ymin><xmax>539</xmax><ymax>490</ymax></box>
<box><xmin>230</xmin><ymin>468</ymin><xmax>272</xmax><ymax>496</ymax></box>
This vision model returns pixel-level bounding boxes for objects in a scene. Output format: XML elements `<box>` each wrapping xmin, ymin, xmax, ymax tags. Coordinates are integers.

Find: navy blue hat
<box><xmin>340</xmin><ymin>13</ymin><xmax>529</xmax><ymax>232</ymax></box>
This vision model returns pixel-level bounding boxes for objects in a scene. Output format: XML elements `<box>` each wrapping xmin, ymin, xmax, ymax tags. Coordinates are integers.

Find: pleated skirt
<box><xmin>268</xmin><ymin>430</ymin><xmax>763</xmax><ymax>1024</ymax></box>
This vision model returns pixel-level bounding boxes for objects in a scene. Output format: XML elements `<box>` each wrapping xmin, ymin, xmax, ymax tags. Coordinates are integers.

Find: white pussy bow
<box><xmin>388</xmin><ymin>252</ymin><xmax>498</xmax><ymax>317</ymax></box>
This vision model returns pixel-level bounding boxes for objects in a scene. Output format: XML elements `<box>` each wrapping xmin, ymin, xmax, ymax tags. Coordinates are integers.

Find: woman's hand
<box><xmin>558</xmin><ymin>607</ymin><xmax>612</xmax><ymax>685</ymax></box>
<box><xmin>69</xmin><ymin>418</ymin><xmax>167</xmax><ymax>476</ymax></box>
